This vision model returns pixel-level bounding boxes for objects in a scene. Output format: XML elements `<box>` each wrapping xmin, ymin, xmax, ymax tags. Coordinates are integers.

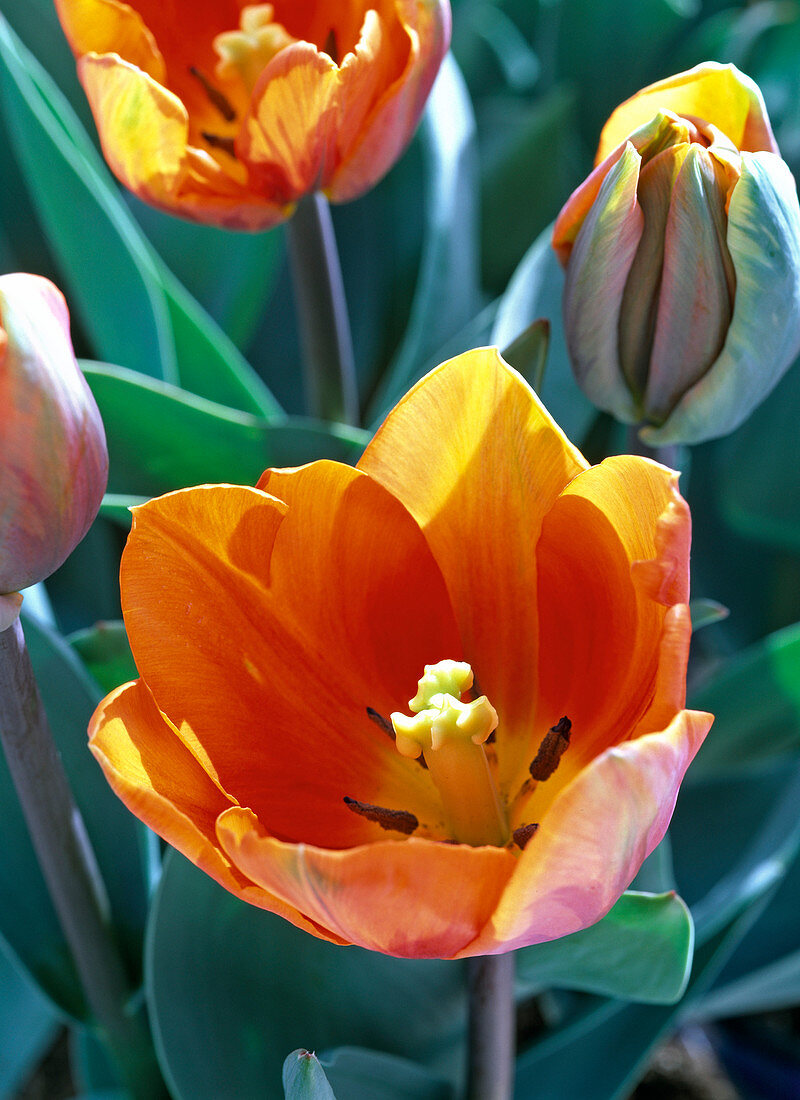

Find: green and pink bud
<box><xmin>553</xmin><ymin>63</ymin><xmax>800</xmax><ymax>445</ymax></box>
<box><xmin>0</xmin><ymin>274</ymin><xmax>107</xmax><ymax>628</ymax></box>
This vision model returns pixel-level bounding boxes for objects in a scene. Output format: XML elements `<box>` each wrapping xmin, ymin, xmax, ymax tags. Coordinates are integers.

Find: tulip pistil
<box><xmin>391</xmin><ymin>661</ymin><xmax>509</xmax><ymax>847</ymax></box>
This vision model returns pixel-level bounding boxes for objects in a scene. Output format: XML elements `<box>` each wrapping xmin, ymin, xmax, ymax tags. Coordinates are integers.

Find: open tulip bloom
<box><xmin>89</xmin><ymin>350</ymin><xmax>712</xmax><ymax>959</ymax></box>
<box><xmin>553</xmin><ymin>62</ymin><xmax>800</xmax><ymax>445</ymax></box>
<box><xmin>53</xmin><ymin>0</ymin><xmax>451</xmax><ymax>228</ymax></box>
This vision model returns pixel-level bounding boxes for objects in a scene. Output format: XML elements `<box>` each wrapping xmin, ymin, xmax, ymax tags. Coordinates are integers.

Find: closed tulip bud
<box><xmin>0</xmin><ymin>275</ymin><xmax>108</xmax><ymax>620</ymax></box>
<box><xmin>553</xmin><ymin>63</ymin><xmax>800</xmax><ymax>445</ymax></box>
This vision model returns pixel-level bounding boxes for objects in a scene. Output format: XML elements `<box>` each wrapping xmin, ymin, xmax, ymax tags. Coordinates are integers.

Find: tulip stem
<box><xmin>625</xmin><ymin>427</ymin><xmax>683</xmax><ymax>471</ymax></box>
<box><xmin>467</xmin><ymin>952</ymin><xmax>515</xmax><ymax>1100</ymax></box>
<box><xmin>0</xmin><ymin>618</ymin><xmax>167</xmax><ymax>1100</ymax></box>
<box><xmin>286</xmin><ymin>192</ymin><xmax>359</xmax><ymax>425</ymax></box>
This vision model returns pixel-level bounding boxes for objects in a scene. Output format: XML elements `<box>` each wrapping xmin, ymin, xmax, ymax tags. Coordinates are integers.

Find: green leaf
<box><xmin>502</xmin><ymin>318</ymin><xmax>550</xmax><ymax>394</ymax></box>
<box><xmin>84</xmin><ymin>363</ymin><xmax>369</xmax><ymax>499</ymax></box>
<box><xmin>516</xmin><ymin>892</ymin><xmax>694</xmax><ymax>1004</ymax></box>
<box><xmin>68</xmin><ymin>622</ymin><xmax>137</xmax><ymax>695</ymax></box>
<box><xmin>320</xmin><ymin>1048</ymin><xmax>454</xmax><ymax>1100</ymax></box>
<box><xmin>687</xmin><ymin>621</ymin><xmax>800</xmax><ymax>778</ymax></box>
<box><xmin>0</xmin><ymin>936</ymin><xmax>58</xmax><ymax>1098</ymax></box>
<box><xmin>145</xmin><ymin>852</ymin><xmax>467</xmax><ymax>1100</ymax></box>
<box><xmin>366</xmin><ymin>54</ymin><xmax>482</xmax><ymax>423</ymax></box>
<box><xmin>282</xmin><ymin>1051</ymin><xmax>337</xmax><ymax>1100</ymax></box>
<box><xmin>492</xmin><ymin>226</ymin><xmax>596</xmax><ymax>442</ymax></box>
<box><xmin>0</xmin><ymin>17</ymin><xmax>176</xmax><ymax>382</ymax></box>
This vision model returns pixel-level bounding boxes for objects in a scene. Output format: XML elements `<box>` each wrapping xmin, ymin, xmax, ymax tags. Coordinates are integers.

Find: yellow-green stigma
<box><xmin>391</xmin><ymin>660</ymin><xmax>509</xmax><ymax>847</ymax></box>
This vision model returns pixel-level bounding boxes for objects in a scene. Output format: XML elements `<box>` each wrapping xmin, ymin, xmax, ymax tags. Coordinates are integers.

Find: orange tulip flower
<box><xmin>54</xmin><ymin>0</ymin><xmax>451</xmax><ymax>229</ymax></box>
<box><xmin>89</xmin><ymin>349</ymin><xmax>711</xmax><ymax>959</ymax></box>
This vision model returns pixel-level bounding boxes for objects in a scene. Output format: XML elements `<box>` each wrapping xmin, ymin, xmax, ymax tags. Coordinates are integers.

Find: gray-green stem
<box><xmin>0</xmin><ymin>618</ymin><xmax>166</xmax><ymax>1099</ymax></box>
<box><xmin>286</xmin><ymin>192</ymin><xmax>359</xmax><ymax>425</ymax></box>
<box><xmin>467</xmin><ymin>952</ymin><xmax>515</xmax><ymax>1100</ymax></box>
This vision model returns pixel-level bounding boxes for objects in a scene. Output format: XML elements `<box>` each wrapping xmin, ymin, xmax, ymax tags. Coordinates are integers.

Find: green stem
<box><xmin>286</xmin><ymin>192</ymin><xmax>359</xmax><ymax>425</ymax></box>
<box><xmin>467</xmin><ymin>953</ymin><xmax>515</xmax><ymax>1100</ymax></box>
<box><xmin>0</xmin><ymin>619</ymin><xmax>166</xmax><ymax>1099</ymax></box>
<box><xmin>625</xmin><ymin>425</ymin><xmax>683</xmax><ymax>470</ymax></box>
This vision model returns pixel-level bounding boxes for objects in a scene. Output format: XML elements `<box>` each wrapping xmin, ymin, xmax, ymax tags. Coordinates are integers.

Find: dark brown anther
<box><xmin>529</xmin><ymin>716</ymin><xmax>572</xmax><ymax>782</ymax></box>
<box><xmin>366</xmin><ymin>706</ymin><xmax>395</xmax><ymax>739</ymax></box>
<box><xmin>323</xmin><ymin>28</ymin><xmax>339</xmax><ymax>64</ymax></box>
<box><xmin>189</xmin><ymin>66</ymin><xmax>237</xmax><ymax>121</ymax></box>
<box><xmin>343</xmin><ymin>796</ymin><xmax>418</xmax><ymax>835</ymax></box>
<box><xmin>201</xmin><ymin>132</ymin><xmax>237</xmax><ymax>158</ymax></box>
<box><xmin>512</xmin><ymin>823</ymin><xmax>539</xmax><ymax>850</ymax></box>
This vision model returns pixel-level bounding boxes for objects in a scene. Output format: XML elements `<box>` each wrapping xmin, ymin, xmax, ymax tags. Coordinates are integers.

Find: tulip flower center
<box><xmin>214</xmin><ymin>6</ymin><xmax>296</xmax><ymax>98</ymax></box>
<box><xmin>391</xmin><ymin>661</ymin><xmax>510</xmax><ymax>848</ymax></box>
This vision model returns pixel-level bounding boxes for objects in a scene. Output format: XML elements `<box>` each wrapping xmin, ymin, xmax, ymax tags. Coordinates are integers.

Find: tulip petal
<box><xmin>241</xmin><ymin>42</ymin><xmax>340</xmax><ymax>203</ymax></box>
<box><xmin>561</xmin><ymin>144</ymin><xmax>644</xmax><ymax>423</ymax></box>
<box><xmin>597</xmin><ymin>62</ymin><xmax>778</xmax><ymax>164</ymax></box>
<box><xmin>328</xmin><ymin>0</ymin><xmax>449</xmax><ymax>203</ymax></box>
<box><xmin>643</xmin><ymin>152</ymin><xmax>800</xmax><ymax>444</ymax></box>
<box><xmin>533</xmin><ymin>457</ymin><xmax>690</xmax><ymax>799</ymax></box>
<box><xmin>78</xmin><ymin>54</ymin><xmax>287</xmax><ymax>229</ymax></box>
<box><xmin>89</xmin><ymin>680</ymin><xmax>345</xmax><ymax>943</ymax></box>
<box><xmin>0</xmin><ymin>274</ymin><xmax>107</xmax><ymax>593</ymax></box>
<box><xmin>358</xmin><ymin>349</ymin><xmax>587</xmax><ymax>794</ymax></box>
<box><xmin>464</xmin><ymin>708</ymin><xmax>712</xmax><ymax>956</ymax></box>
<box><xmin>54</xmin><ymin>0</ymin><xmax>165</xmax><ymax>81</ymax></box>
<box><xmin>216</xmin><ymin>806</ymin><xmax>517</xmax><ymax>958</ymax></box>
<box><xmin>121</xmin><ymin>472</ymin><xmax>461</xmax><ymax>849</ymax></box>
<box><xmin>644</xmin><ymin>145</ymin><xmax>735</xmax><ymax>422</ymax></box>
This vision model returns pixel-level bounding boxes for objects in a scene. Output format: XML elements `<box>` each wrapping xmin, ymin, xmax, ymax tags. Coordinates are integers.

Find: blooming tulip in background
<box><xmin>89</xmin><ymin>349</ymin><xmax>711</xmax><ymax>959</ymax></box>
<box><xmin>0</xmin><ymin>274</ymin><xmax>108</xmax><ymax>629</ymax></box>
<box><xmin>553</xmin><ymin>63</ymin><xmax>800</xmax><ymax>446</ymax></box>
<box><xmin>53</xmin><ymin>0</ymin><xmax>451</xmax><ymax>229</ymax></box>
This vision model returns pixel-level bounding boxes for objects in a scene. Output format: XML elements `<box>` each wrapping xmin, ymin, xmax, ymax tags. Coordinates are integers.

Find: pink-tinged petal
<box><xmin>462</xmin><ymin>708</ymin><xmax>712</xmax><ymax>956</ymax></box>
<box><xmin>596</xmin><ymin>62</ymin><xmax>778</xmax><ymax>164</ymax></box>
<box><xmin>217</xmin><ymin>806</ymin><xmax>517</xmax><ymax>958</ymax></box>
<box><xmin>358</xmin><ymin>349</ymin><xmax>588</xmax><ymax>795</ymax></box>
<box><xmin>560</xmin><ymin>144</ymin><xmax>644</xmax><ymax>423</ymax></box>
<box><xmin>89</xmin><ymin>680</ymin><xmax>345</xmax><ymax>944</ymax></box>
<box><xmin>121</xmin><ymin>471</ymin><xmax>460</xmax><ymax>849</ymax></box>
<box><xmin>0</xmin><ymin>274</ymin><xmax>107</xmax><ymax>593</ymax></box>
<box><xmin>644</xmin><ymin>145</ymin><xmax>735</xmax><ymax>422</ymax></box>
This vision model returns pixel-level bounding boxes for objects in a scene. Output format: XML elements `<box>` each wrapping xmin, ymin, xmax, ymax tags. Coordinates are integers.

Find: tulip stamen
<box><xmin>201</xmin><ymin>132</ymin><xmax>238</xmax><ymax>158</ymax></box>
<box><xmin>512</xmin><ymin>823</ymin><xmax>539</xmax><ymax>850</ymax></box>
<box><xmin>343</xmin><ymin>796</ymin><xmax>419</xmax><ymax>836</ymax></box>
<box><xmin>529</xmin><ymin>716</ymin><xmax>571</xmax><ymax>782</ymax></box>
<box><xmin>391</xmin><ymin>660</ymin><xmax>509</xmax><ymax>847</ymax></box>
<box><xmin>188</xmin><ymin>66</ymin><xmax>238</xmax><ymax>122</ymax></box>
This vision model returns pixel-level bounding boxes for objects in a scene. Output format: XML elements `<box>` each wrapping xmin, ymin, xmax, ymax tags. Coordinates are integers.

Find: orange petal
<box><xmin>54</xmin><ymin>0</ymin><xmax>165</xmax><ymax>81</ymax></box>
<box><xmin>241</xmin><ymin>42</ymin><xmax>340</xmax><ymax>203</ymax></box>
<box><xmin>90</xmin><ymin>680</ymin><xmax>345</xmax><ymax>943</ymax></box>
<box><xmin>465</xmin><ymin>708</ymin><xmax>712</xmax><ymax>956</ymax></box>
<box><xmin>328</xmin><ymin>0</ymin><xmax>448</xmax><ymax>203</ymax></box>
<box><xmin>534</xmin><ymin>458</ymin><xmax>690</xmax><ymax>792</ymax></box>
<box><xmin>78</xmin><ymin>54</ymin><xmax>286</xmax><ymax>229</ymax></box>
<box><xmin>358</xmin><ymin>348</ymin><xmax>588</xmax><ymax>795</ymax></box>
<box><xmin>121</xmin><ymin>473</ymin><xmax>461</xmax><ymax>849</ymax></box>
<box><xmin>596</xmin><ymin>62</ymin><xmax>778</xmax><ymax>164</ymax></box>
<box><xmin>217</xmin><ymin>806</ymin><xmax>517</xmax><ymax>958</ymax></box>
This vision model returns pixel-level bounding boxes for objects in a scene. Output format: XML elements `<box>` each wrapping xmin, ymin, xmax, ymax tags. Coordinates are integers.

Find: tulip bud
<box><xmin>553</xmin><ymin>63</ymin><xmax>800</xmax><ymax>445</ymax></box>
<box><xmin>0</xmin><ymin>274</ymin><xmax>108</xmax><ymax>616</ymax></box>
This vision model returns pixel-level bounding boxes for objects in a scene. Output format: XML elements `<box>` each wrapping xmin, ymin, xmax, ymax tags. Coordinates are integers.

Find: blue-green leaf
<box><xmin>282</xmin><ymin>1051</ymin><xmax>337</xmax><ymax>1100</ymax></box>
